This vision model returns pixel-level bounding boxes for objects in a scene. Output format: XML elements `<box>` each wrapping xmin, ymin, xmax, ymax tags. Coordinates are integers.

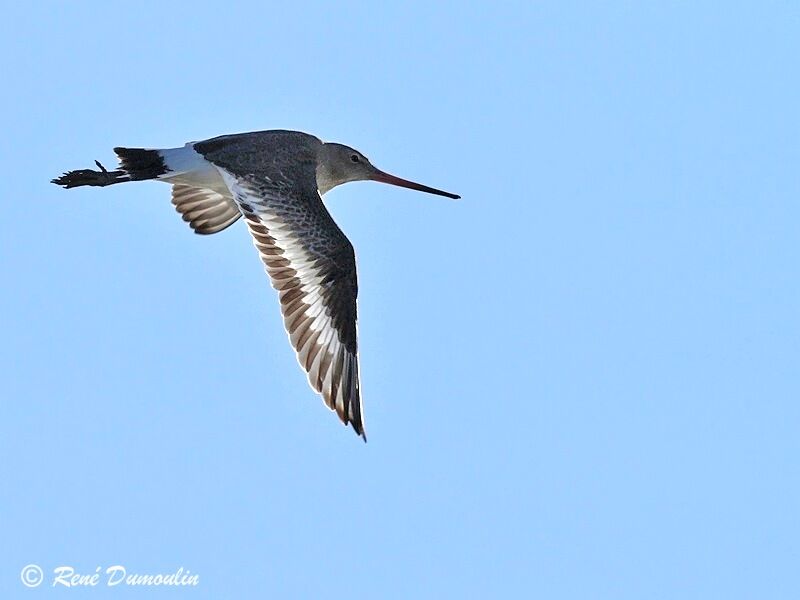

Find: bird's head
<box><xmin>317</xmin><ymin>142</ymin><xmax>460</xmax><ymax>199</ymax></box>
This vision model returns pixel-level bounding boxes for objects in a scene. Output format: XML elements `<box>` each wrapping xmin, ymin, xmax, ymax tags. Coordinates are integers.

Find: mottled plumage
<box><xmin>52</xmin><ymin>129</ymin><xmax>459</xmax><ymax>440</ymax></box>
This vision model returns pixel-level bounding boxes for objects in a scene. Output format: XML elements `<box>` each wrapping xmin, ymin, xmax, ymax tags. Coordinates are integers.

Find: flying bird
<box><xmin>52</xmin><ymin>129</ymin><xmax>459</xmax><ymax>440</ymax></box>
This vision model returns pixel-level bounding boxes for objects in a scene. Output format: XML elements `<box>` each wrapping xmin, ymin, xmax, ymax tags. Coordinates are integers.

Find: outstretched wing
<box><xmin>211</xmin><ymin>166</ymin><xmax>364</xmax><ymax>438</ymax></box>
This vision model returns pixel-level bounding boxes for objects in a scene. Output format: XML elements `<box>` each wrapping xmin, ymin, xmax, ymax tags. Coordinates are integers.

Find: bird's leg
<box><xmin>51</xmin><ymin>160</ymin><xmax>129</xmax><ymax>189</ymax></box>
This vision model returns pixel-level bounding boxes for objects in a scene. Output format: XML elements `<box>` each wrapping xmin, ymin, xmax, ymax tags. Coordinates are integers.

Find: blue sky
<box><xmin>1</xmin><ymin>2</ymin><xmax>799</xmax><ymax>598</ymax></box>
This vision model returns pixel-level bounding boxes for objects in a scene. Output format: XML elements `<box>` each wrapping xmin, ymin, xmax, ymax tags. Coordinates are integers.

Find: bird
<box><xmin>51</xmin><ymin>129</ymin><xmax>460</xmax><ymax>440</ymax></box>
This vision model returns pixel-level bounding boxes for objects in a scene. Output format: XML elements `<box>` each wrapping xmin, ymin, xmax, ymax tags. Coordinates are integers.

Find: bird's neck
<box><xmin>315</xmin><ymin>162</ymin><xmax>338</xmax><ymax>196</ymax></box>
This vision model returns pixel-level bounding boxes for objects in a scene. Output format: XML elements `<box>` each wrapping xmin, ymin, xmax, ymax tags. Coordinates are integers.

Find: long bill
<box><xmin>370</xmin><ymin>169</ymin><xmax>460</xmax><ymax>199</ymax></box>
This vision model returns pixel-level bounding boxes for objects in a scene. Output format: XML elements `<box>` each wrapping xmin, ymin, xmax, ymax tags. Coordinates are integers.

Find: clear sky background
<box><xmin>1</xmin><ymin>2</ymin><xmax>798</xmax><ymax>598</ymax></box>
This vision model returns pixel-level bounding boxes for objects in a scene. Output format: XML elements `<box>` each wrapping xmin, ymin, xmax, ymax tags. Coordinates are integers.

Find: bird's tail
<box><xmin>113</xmin><ymin>147</ymin><xmax>168</xmax><ymax>180</ymax></box>
<box><xmin>51</xmin><ymin>147</ymin><xmax>168</xmax><ymax>189</ymax></box>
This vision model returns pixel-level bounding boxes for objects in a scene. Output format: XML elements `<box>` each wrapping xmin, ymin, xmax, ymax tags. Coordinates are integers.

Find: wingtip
<box><xmin>351</xmin><ymin>421</ymin><xmax>367</xmax><ymax>443</ymax></box>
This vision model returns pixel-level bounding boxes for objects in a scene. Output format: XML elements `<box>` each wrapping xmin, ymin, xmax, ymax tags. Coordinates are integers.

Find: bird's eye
<box><xmin>350</xmin><ymin>154</ymin><xmax>360</xmax><ymax>163</ymax></box>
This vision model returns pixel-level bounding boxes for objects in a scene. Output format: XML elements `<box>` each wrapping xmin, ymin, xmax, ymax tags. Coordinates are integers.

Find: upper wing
<box><xmin>171</xmin><ymin>184</ymin><xmax>241</xmax><ymax>235</ymax></box>
<box><xmin>212</xmin><ymin>167</ymin><xmax>364</xmax><ymax>438</ymax></box>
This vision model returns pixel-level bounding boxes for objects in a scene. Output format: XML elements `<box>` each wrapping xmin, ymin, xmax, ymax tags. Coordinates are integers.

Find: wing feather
<box><xmin>171</xmin><ymin>184</ymin><xmax>241</xmax><ymax>235</ymax></box>
<box><xmin>211</xmin><ymin>168</ymin><xmax>365</xmax><ymax>438</ymax></box>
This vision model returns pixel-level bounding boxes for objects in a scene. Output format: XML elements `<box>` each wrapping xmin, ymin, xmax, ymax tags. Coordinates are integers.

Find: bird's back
<box><xmin>194</xmin><ymin>130</ymin><xmax>322</xmax><ymax>180</ymax></box>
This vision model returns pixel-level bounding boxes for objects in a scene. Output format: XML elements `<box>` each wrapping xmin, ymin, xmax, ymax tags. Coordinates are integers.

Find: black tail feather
<box><xmin>113</xmin><ymin>147</ymin><xmax>167</xmax><ymax>180</ymax></box>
